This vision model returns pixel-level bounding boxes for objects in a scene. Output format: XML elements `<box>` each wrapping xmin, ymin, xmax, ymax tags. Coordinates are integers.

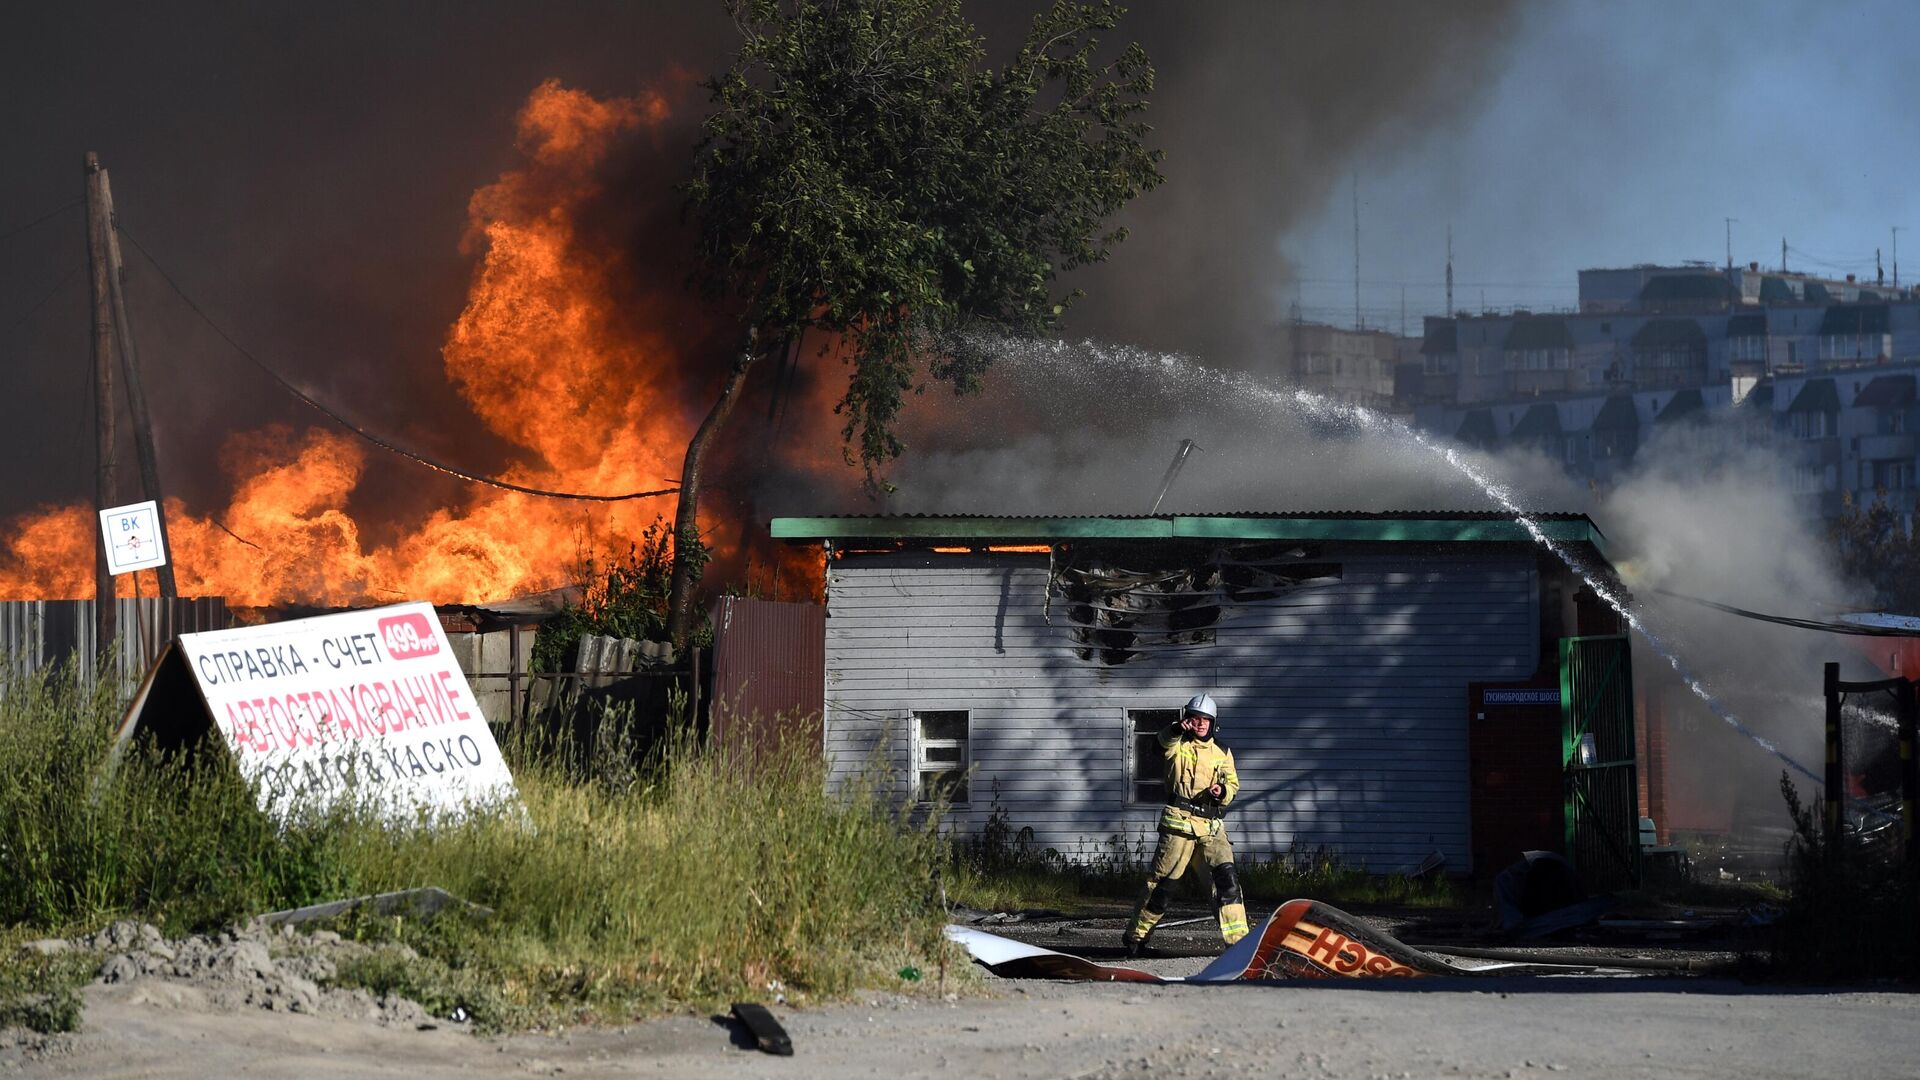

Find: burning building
<box><xmin>777</xmin><ymin>511</ymin><xmax>1640</xmax><ymax>883</ymax></box>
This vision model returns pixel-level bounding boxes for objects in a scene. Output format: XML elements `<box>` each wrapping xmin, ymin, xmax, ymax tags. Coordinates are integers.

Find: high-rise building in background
<box><xmin>1281</xmin><ymin>261</ymin><xmax>1920</xmax><ymax>523</ymax></box>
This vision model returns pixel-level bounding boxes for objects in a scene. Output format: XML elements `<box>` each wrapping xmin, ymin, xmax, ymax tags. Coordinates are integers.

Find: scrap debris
<box><xmin>730</xmin><ymin>1002</ymin><xmax>794</xmax><ymax>1056</ymax></box>
<box><xmin>949</xmin><ymin>899</ymin><xmax>1543</xmax><ymax>983</ymax></box>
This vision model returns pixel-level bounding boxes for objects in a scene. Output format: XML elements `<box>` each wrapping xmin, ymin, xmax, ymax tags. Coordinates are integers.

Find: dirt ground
<box><xmin>7</xmin><ymin>907</ymin><xmax>1918</xmax><ymax>1079</ymax></box>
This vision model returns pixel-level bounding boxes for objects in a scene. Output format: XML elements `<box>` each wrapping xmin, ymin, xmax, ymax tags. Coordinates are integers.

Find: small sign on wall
<box><xmin>98</xmin><ymin>500</ymin><xmax>167</xmax><ymax>575</ymax></box>
<box><xmin>1482</xmin><ymin>688</ymin><xmax>1561</xmax><ymax>706</ymax></box>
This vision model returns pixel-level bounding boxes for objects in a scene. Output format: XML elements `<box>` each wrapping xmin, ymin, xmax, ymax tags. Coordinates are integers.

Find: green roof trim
<box><xmin>772</xmin><ymin>513</ymin><xmax>1608</xmax><ymax>554</ymax></box>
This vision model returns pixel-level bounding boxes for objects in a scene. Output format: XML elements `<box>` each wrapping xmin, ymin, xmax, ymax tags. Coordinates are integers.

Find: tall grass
<box><xmin>0</xmin><ymin>663</ymin><xmax>952</xmax><ymax>1024</ymax></box>
<box><xmin>945</xmin><ymin>805</ymin><xmax>1460</xmax><ymax>912</ymax></box>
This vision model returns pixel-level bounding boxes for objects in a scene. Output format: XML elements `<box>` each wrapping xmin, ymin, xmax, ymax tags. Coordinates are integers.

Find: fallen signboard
<box><xmin>113</xmin><ymin>601</ymin><xmax>518</xmax><ymax>823</ymax></box>
<box><xmin>949</xmin><ymin>899</ymin><xmax>1556</xmax><ymax>983</ymax></box>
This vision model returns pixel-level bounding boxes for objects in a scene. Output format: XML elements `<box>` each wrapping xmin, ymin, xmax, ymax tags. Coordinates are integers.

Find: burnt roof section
<box><xmin>1421</xmin><ymin>318</ymin><xmax>1458</xmax><ymax>354</ymax></box>
<box><xmin>1786</xmin><ymin>378</ymin><xmax>1841</xmax><ymax>414</ymax></box>
<box><xmin>1639</xmin><ymin>274</ymin><xmax>1735</xmax><ymax>304</ymax></box>
<box><xmin>1854</xmin><ymin>374</ymin><xmax>1916</xmax><ymax>409</ymax></box>
<box><xmin>1818</xmin><ymin>304</ymin><xmax>1891</xmax><ymax>336</ymax></box>
<box><xmin>1631</xmin><ymin>318</ymin><xmax>1707</xmax><ymax>348</ymax></box>
<box><xmin>1726</xmin><ymin>312</ymin><xmax>1767</xmax><ymax>337</ymax></box>
<box><xmin>1503</xmin><ymin>314</ymin><xmax>1574</xmax><ymax>351</ymax></box>
<box><xmin>1655</xmin><ymin>388</ymin><xmax>1705</xmax><ymax>423</ymax></box>
<box><xmin>1592</xmin><ymin>395</ymin><xmax>1640</xmax><ymax>431</ymax></box>
<box><xmin>1456</xmin><ymin>408</ymin><xmax>1497</xmax><ymax>446</ymax></box>
<box><xmin>1509</xmin><ymin>402</ymin><xmax>1564</xmax><ymax>439</ymax></box>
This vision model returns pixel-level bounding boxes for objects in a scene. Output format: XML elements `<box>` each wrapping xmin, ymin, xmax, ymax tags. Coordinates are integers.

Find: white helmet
<box><xmin>1184</xmin><ymin>693</ymin><xmax>1218</xmax><ymax>720</ymax></box>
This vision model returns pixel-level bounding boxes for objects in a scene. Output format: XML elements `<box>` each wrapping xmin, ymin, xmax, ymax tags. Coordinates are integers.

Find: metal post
<box><xmin>1825</xmin><ymin>662</ymin><xmax>1843</xmax><ymax>849</ymax></box>
<box><xmin>690</xmin><ymin>645</ymin><xmax>703</xmax><ymax>731</ymax></box>
<box><xmin>1899</xmin><ymin>678</ymin><xmax>1918</xmax><ymax>869</ymax></box>
<box><xmin>85</xmin><ymin>153</ymin><xmax>118</xmax><ymax>654</ymax></box>
<box><xmin>1149</xmin><ymin>439</ymin><xmax>1201</xmax><ymax>515</ymax></box>
<box><xmin>508</xmin><ymin>624</ymin><xmax>523</xmax><ymax>731</ymax></box>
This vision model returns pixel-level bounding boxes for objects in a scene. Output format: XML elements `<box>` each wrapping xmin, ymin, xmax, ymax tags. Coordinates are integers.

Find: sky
<box><xmin>1287</xmin><ymin>0</ymin><xmax>1920</xmax><ymax>330</ymax></box>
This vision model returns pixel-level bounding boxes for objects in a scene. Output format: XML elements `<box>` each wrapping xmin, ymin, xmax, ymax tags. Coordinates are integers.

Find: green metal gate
<box><xmin>1559</xmin><ymin>635</ymin><xmax>1639</xmax><ymax>889</ymax></box>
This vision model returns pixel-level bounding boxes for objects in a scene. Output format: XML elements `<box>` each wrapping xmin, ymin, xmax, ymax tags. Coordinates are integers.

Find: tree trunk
<box><xmin>666</xmin><ymin>328</ymin><xmax>759</xmax><ymax>649</ymax></box>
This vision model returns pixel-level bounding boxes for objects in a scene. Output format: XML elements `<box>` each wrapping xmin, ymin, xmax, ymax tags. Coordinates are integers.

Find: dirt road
<box><xmin>9</xmin><ymin>951</ymin><xmax>1916</xmax><ymax>1079</ymax></box>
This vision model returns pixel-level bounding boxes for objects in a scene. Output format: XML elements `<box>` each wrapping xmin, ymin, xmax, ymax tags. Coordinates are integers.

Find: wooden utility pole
<box><xmin>97</xmin><ymin>159</ymin><xmax>176</xmax><ymax>597</ymax></box>
<box><xmin>85</xmin><ymin>153</ymin><xmax>118</xmax><ymax>651</ymax></box>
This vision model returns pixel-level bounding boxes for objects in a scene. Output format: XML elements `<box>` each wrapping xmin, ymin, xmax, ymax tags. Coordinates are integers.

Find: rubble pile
<box><xmin>22</xmin><ymin>920</ymin><xmax>440</xmax><ymax>1028</ymax></box>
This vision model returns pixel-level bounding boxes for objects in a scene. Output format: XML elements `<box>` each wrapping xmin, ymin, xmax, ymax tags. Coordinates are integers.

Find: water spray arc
<box><xmin>991</xmin><ymin>335</ymin><xmax>1827</xmax><ymax>789</ymax></box>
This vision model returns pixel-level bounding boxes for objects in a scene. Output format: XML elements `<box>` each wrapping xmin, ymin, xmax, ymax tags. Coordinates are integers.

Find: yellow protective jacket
<box><xmin>1157</xmin><ymin>723</ymin><xmax>1239</xmax><ymax>836</ymax></box>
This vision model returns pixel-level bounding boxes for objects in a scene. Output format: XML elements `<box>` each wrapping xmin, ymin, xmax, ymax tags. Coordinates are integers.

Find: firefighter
<box><xmin>1123</xmin><ymin>692</ymin><xmax>1248</xmax><ymax>956</ymax></box>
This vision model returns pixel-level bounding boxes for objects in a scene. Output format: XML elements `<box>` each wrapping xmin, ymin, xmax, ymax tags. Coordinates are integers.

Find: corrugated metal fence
<box><xmin>0</xmin><ymin>599</ymin><xmax>230</xmax><ymax>692</ymax></box>
<box><xmin>709</xmin><ymin>596</ymin><xmax>825</xmax><ymax>757</ymax></box>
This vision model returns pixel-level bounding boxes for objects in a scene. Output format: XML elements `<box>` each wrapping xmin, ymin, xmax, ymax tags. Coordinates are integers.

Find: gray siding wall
<box><xmin>823</xmin><ymin>549</ymin><xmax>1539</xmax><ymax>874</ymax></box>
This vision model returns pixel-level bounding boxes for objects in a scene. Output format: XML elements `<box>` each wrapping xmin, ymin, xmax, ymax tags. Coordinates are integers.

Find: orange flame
<box><xmin>0</xmin><ymin>79</ymin><xmax>723</xmax><ymax>607</ymax></box>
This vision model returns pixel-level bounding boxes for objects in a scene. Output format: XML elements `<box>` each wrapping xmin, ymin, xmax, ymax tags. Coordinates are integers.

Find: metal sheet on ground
<box><xmin>951</xmin><ymin>899</ymin><xmax>1543</xmax><ymax>983</ymax></box>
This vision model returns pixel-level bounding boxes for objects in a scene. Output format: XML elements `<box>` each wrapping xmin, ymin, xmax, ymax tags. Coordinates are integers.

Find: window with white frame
<box><xmin>914</xmin><ymin>710</ymin><xmax>969</xmax><ymax>805</ymax></box>
<box><xmin>1126</xmin><ymin>708</ymin><xmax>1180</xmax><ymax>805</ymax></box>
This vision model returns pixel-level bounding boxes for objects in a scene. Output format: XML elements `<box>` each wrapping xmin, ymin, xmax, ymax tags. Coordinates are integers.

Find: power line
<box><xmin>0</xmin><ymin>198</ymin><xmax>81</xmax><ymax>247</ymax></box>
<box><xmin>116</xmin><ymin>225</ymin><xmax>680</xmax><ymax>504</ymax></box>
<box><xmin>1653</xmin><ymin>588</ymin><xmax>1920</xmax><ymax>636</ymax></box>
<box><xmin>1293</xmin><ymin>276</ymin><xmax>1579</xmax><ymax>290</ymax></box>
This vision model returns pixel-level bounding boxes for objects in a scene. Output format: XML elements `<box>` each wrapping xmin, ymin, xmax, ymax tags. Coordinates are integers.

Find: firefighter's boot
<box><xmin>1213</xmin><ymin>863</ymin><xmax>1249</xmax><ymax>945</ymax></box>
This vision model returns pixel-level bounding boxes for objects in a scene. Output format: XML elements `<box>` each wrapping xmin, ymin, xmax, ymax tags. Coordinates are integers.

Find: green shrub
<box><xmin>0</xmin><ymin>949</ymin><xmax>93</xmax><ymax>1035</ymax></box>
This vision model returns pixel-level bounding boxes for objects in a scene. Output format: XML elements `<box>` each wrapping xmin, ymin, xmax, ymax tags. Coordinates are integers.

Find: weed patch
<box><xmin>0</xmin><ymin>662</ymin><xmax>952</xmax><ymax>1026</ymax></box>
<box><xmin>0</xmin><ymin>948</ymin><xmax>95</xmax><ymax>1035</ymax></box>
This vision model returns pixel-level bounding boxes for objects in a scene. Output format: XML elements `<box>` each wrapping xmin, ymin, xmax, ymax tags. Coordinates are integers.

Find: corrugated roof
<box><xmin>1854</xmin><ymin>374</ymin><xmax>1915</xmax><ymax>409</ymax></box>
<box><xmin>1630</xmin><ymin>318</ymin><xmax>1706</xmax><ymax>348</ymax></box>
<box><xmin>1818</xmin><ymin>304</ymin><xmax>1891</xmax><ymax>336</ymax></box>
<box><xmin>772</xmin><ymin>512</ymin><xmax>1608</xmax><ymax>552</ymax></box>
<box><xmin>1509</xmin><ymin>402</ymin><xmax>1563</xmax><ymax>439</ymax></box>
<box><xmin>1592</xmin><ymin>395</ymin><xmax>1640</xmax><ymax>432</ymax></box>
<box><xmin>1786</xmin><ymin>378</ymin><xmax>1841</xmax><ymax>415</ymax></box>
<box><xmin>1503</xmin><ymin>315</ymin><xmax>1574</xmax><ymax>351</ymax></box>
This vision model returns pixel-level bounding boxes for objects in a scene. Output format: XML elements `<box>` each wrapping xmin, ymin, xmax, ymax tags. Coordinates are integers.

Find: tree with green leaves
<box><xmin>666</xmin><ymin>0</ymin><xmax>1163</xmax><ymax>646</ymax></box>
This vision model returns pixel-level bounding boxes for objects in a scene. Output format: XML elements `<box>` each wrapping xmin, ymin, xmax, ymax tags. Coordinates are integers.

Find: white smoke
<box><xmin>769</xmin><ymin>334</ymin><xmax>1874</xmax><ymax>845</ymax></box>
